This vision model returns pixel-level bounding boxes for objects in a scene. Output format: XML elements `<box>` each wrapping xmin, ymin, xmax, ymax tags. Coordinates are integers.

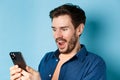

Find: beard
<box><xmin>55</xmin><ymin>32</ymin><xmax>78</xmax><ymax>54</ymax></box>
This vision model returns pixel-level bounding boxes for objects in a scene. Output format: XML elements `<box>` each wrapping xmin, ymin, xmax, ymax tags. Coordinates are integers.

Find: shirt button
<box><xmin>49</xmin><ymin>74</ymin><xmax>52</xmax><ymax>77</ymax></box>
<box><xmin>56</xmin><ymin>59</ymin><xmax>58</xmax><ymax>62</ymax></box>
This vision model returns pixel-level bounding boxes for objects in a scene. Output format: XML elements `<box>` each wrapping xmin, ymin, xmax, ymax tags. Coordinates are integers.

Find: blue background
<box><xmin>0</xmin><ymin>0</ymin><xmax>120</xmax><ymax>80</ymax></box>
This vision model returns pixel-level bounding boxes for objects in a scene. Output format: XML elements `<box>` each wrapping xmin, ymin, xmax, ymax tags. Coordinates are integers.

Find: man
<box><xmin>10</xmin><ymin>3</ymin><xmax>106</xmax><ymax>80</ymax></box>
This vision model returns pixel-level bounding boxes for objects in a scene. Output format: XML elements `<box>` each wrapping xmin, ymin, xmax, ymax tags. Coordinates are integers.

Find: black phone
<box><xmin>9</xmin><ymin>52</ymin><xmax>27</xmax><ymax>71</ymax></box>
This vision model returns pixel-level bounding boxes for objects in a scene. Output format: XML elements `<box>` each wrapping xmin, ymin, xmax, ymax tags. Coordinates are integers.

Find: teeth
<box><xmin>58</xmin><ymin>41</ymin><xmax>63</xmax><ymax>42</ymax></box>
<box><xmin>58</xmin><ymin>40</ymin><xmax>63</xmax><ymax>42</ymax></box>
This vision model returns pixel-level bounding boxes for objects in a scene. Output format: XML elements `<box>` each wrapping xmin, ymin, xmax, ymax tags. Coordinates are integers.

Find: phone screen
<box><xmin>9</xmin><ymin>52</ymin><xmax>27</xmax><ymax>71</ymax></box>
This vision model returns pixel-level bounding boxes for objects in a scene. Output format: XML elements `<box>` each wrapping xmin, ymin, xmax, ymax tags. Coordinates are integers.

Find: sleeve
<box><xmin>38</xmin><ymin>52</ymin><xmax>53</xmax><ymax>79</ymax></box>
<box><xmin>38</xmin><ymin>53</ymin><xmax>49</xmax><ymax>79</ymax></box>
<box><xmin>38</xmin><ymin>53</ymin><xmax>49</xmax><ymax>72</ymax></box>
<box><xmin>83</xmin><ymin>57</ymin><xmax>106</xmax><ymax>80</ymax></box>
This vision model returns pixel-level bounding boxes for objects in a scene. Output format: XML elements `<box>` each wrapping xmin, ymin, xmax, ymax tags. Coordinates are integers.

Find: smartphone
<box><xmin>9</xmin><ymin>52</ymin><xmax>27</xmax><ymax>71</ymax></box>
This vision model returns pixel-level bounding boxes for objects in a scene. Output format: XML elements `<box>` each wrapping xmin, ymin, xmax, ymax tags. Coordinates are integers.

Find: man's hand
<box><xmin>20</xmin><ymin>66</ymin><xmax>41</xmax><ymax>80</ymax></box>
<box><xmin>10</xmin><ymin>65</ymin><xmax>41</xmax><ymax>80</ymax></box>
<box><xmin>10</xmin><ymin>65</ymin><xmax>22</xmax><ymax>80</ymax></box>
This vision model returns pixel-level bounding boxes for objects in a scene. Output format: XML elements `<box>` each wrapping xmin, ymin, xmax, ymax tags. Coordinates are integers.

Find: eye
<box><xmin>62</xmin><ymin>28</ymin><xmax>68</xmax><ymax>31</ymax></box>
<box><xmin>52</xmin><ymin>28</ymin><xmax>56</xmax><ymax>32</ymax></box>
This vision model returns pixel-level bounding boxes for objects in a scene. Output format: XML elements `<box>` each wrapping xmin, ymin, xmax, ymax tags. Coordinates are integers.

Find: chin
<box><xmin>59</xmin><ymin>48</ymin><xmax>67</xmax><ymax>53</ymax></box>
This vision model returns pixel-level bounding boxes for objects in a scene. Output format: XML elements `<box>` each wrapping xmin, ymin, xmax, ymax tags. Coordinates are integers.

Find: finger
<box><xmin>21</xmin><ymin>69</ymin><xmax>30</xmax><ymax>78</ymax></box>
<box><xmin>10</xmin><ymin>73</ymin><xmax>21</xmax><ymax>80</ymax></box>
<box><xmin>10</xmin><ymin>65</ymin><xmax>22</xmax><ymax>76</ymax></box>
<box><xmin>20</xmin><ymin>76</ymin><xmax>30</xmax><ymax>80</ymax></box>
<box><xmin>10</xmin><ymin>65</ymin><xmax>18</xmax><ymax>71</ymax></box>
<box><xmin>10</xmin><ymin>68</ymin><xmax>22</xmax><ymax>76</ymax></box>
<box><xmin>22</xmin><ymin>66</ymin><xmax>41</xmax><ymax>80</ymax></box>
<box><xmin>16</xmin><ymin>78</ymin><xmax>22</xmax><ymax>80</ymax></box>
<box><xmin>26</xmin><ymin>66</ymin><xmax>41</xmax><ymax>78</ymax></box>
<box><xmin>16</xmin><ymin>78</ymin><xmax>21</xmax><ymax>80</ymax></box>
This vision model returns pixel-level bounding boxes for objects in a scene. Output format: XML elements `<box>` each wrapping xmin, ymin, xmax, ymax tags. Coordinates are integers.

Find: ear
<box><xmin>76</xmin><ymin>23</ymin><xmax>84</xmax><ymax>36</ymax></box>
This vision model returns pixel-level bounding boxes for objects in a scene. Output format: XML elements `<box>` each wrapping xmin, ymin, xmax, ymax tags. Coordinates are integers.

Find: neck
<box><xmin>70</xmin><ymin>41</ymin><xmax>81</xmax><ymax>55</ymax></box>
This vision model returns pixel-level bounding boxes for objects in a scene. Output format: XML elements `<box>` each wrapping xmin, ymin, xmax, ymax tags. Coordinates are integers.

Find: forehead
<box><xmin>52</xmin><ymin>15</ymin><xmax>73</xmax><ymax>27</ymax></box>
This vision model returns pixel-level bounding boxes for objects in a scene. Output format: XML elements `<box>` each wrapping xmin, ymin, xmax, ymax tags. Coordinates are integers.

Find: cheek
<box><xmin>53</xmin><ymin>33</ymin><xmax>56</xmax><ymax>38</ymax></box>
<box><xmin>64</xmin><ymin>32</ymin><xmax>74</xmax><ymax>41</ymax></box>
<box><xmin>53</xmin><ymin>32</ymin><xmax>57</xmax><ymax>39</ymax></box>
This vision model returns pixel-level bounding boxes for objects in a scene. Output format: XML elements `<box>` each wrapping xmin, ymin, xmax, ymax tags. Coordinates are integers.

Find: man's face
<box><xmin>52</xmin><ymin>15</ymin><xmax>79</xmax><ymax>54</ymax></box>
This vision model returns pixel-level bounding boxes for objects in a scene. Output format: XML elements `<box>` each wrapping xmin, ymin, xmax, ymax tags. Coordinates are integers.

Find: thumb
<box><xmin>26</xmin><ymin>66</ymin><xmax>37</xmax><ymax>74</ymax></box>
<box><xmin>26</xmin><ymin>66</ymin><xmax>41</xmax><ymax>80</ymax></box>
<box><xmin>26</xmin><ymin>66</ymin><xmax>35</xmax><ymax>73</ymax></box>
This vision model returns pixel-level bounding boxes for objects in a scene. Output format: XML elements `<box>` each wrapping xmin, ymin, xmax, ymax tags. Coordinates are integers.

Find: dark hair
<box><xmin>49</xmin><ymin>3</ymin><xmax>86</xmax><ymax>28</ymax></box>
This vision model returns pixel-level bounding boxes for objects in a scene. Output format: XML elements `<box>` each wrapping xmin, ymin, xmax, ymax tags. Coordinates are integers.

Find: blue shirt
<box><xmin>38</xmin><ymin>45</ymin><xmax>106</xmax><ymax>80</ymax></box>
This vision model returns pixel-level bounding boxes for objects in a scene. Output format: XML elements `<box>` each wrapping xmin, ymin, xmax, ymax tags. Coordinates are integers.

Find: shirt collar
<box><xmin>76</xmin><ymin>44</ymin><xmax>88</xmax><ymax>62</ymax></box>
<box><xmin>53</xmin><ymin>44</ymin><xmax>88</xmax><ymax>62</ymax></box>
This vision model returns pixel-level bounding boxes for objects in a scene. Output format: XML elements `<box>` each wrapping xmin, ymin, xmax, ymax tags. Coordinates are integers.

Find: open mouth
<box><xmin>56</xmin><ymin>38</ymin><xmax>67</xmax><ymax>49</ymax></box>
<box><xmin>57</xmin><ymin>41</ymin><xmax>66</xmax><ymax>49</ymax></box>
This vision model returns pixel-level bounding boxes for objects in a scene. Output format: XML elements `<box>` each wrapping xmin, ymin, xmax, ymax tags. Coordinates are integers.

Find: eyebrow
<box><xmin>51</xmin><ymin>26</ymin><xmax>69</xmax><ymax>28</ymax></box>
<box><xmin>51</xmin><ymin>26</ymin><xmax>55</xmax><ymax>28</ymax></box>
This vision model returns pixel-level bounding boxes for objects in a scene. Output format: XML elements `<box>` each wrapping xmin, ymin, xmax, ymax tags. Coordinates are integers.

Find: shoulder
<box><xmin>84</xmin><ymin>51</ymin><xmax>106</xmax><ymax>72</ymax></box>
<box><xmin>86</xmin><ymin>52</ymin><xmax>105</xmax><ymax>64</ymax></box>
<box><xmin>83</xmin><ymin>52</ymin><xmax>106</xmax><ymax>79</ymax></box>
<box><xmin>38</xmin><ymin>51</ymin><xmax>55</xmax><ymax>70</ymax></box>
<box><xmin>41</xmin><ymin>51</ymin><xmax>55</xmax><ymax>62</ymax></box>
<box><xmin>80</xmin><ymin>44</ymin><xmax>105</xmax><ymax>65</ymax></box>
